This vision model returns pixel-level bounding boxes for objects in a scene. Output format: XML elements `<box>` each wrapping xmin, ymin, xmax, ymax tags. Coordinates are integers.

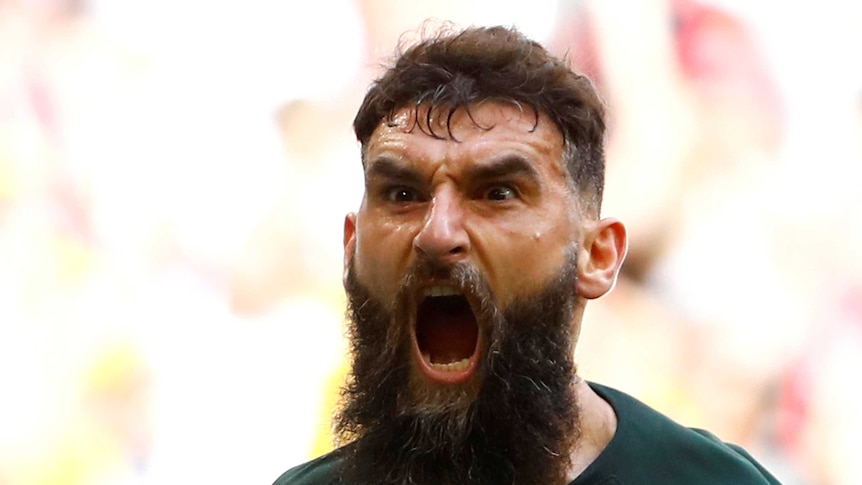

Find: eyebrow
<box><xmin>365</xmin><ymin>153</ymin><xmax>541</xmax><ymax>186</ymax></box>
<box><xmin>465</xmin><ymin>155</ymin><xmax>539</xmax><ymax>182</ymax></box>
<box><xmin>366</xmin><ymin>156</ymin><xmax>424</xmax><ymax>186</ymax></box>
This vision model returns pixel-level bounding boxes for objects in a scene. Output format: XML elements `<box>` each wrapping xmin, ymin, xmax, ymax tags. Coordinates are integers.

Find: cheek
<box><xmin>475</xmin><ymin>215</ymin><xmax>573</xmax><ymax>303</ymax></box>
<box><xmin>353</xmin><ymin>219</ymin><xmax>418</xmax><ymax>294</ymax></box>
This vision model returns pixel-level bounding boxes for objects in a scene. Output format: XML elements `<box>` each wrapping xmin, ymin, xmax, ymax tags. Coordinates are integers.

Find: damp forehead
<box><xmin>386</xmin><ymin>101</ymin><xmax>542</xmax><ymax>136</ymax></box>
<box><xmin>366</xmin><ymin>102</ymin><xmax>562</xmax><ymax>159</ymax></box>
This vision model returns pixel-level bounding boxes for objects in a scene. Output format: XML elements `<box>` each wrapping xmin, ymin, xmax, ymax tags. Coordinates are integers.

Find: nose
<box><xmin>413</xmin><ymin>188</ymin><xmax>470</xmax><ymax>263</ymax></box>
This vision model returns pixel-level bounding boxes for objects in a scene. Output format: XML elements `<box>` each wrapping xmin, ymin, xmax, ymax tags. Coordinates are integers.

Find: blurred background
<box><xmin>1</xmin><ymin>0</ymin><xmax>860</xmax><ymax>483</ymax></box>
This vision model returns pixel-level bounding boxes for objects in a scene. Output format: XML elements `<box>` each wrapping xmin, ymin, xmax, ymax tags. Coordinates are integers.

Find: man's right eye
<box><xmin>385</xmin><ymin>187</ymin><xmax>421</xmax><ymax>203</ymax></box>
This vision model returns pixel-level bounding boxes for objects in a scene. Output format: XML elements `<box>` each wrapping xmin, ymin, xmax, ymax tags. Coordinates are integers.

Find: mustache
<box><xmin>400</xmin><ymin>258</ymin><xmax>482</xmax><ymax>296</ymax></box>
<box><xmin>397</xmin><ymin>256</ymin><xmax>499</xmax><ymax>319</ymax></box>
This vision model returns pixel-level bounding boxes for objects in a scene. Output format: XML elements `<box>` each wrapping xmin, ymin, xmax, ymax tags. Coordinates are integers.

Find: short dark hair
<box><xmin>353</xmin><ymin>25</ymin><xmax>607</xmax><ymax>212</ymax></box>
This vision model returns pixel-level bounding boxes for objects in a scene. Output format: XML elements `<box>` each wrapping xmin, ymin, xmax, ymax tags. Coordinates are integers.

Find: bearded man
<box><xmin>274</xmin><ymin>25</ymin><xmax>781</xmax><ymax>485</ymax></box>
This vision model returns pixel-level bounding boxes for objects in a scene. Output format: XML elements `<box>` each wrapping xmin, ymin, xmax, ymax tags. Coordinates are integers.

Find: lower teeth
<box><xmin>428</xmin><ymin>357</ymin><xmax>470</xmax><ymax>372</ymax></box>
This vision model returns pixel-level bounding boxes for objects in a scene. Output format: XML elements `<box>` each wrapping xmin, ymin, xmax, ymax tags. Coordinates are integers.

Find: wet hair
<box><xmin>353</xmin><ymin>25</ymin><xmax>607</xmax><ymax>212</ymax></box>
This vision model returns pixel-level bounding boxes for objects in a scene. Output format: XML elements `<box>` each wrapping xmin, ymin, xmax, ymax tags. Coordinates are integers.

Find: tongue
<box><xmin>417</xmin><ymin>298</ymin><xmax>478</xmax><ymax>364</ymax></box>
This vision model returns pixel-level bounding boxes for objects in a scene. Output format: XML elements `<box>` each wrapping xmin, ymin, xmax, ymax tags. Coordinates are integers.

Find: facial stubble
<box><xmin>335</xmin><ymin>251</ymin><xmax>582</xmax><ymax>485</ymax></box>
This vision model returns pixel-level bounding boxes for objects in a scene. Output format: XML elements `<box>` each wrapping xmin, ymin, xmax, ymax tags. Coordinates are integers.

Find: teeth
<box><xmin>427</xmin><ymin>357</ymin><xmax>471</xmax><ymax>372</ymax></box>
<box><xmin>424</xmin><ymin>286</ymin><xmax>460</xmax><ymax>297</ymax></box>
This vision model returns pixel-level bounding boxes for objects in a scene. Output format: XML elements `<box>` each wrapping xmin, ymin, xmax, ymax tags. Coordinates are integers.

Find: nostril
<box><xmin>413</xmin><ymin>235</ymin><xmax>469</xmax><ymax>260</ymax></box>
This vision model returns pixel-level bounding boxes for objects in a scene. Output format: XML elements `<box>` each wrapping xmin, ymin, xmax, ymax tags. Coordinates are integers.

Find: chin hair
<box><xmin>336</xmin><ymin>249</ymin><xmax>581</xmax><ymax>484</ymax></box>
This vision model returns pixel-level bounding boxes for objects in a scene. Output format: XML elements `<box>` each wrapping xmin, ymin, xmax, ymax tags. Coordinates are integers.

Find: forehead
<box><xmin>365</xmin><ymin>102</ymin><xmax>565</xmax><ymax>167</ymax></box>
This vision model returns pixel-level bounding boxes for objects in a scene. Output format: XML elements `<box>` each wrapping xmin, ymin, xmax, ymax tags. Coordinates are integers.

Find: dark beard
<box><xmin>335</xmin><ymin>252</ymin><xmax>581</xmax><ymax>485</ymax></box>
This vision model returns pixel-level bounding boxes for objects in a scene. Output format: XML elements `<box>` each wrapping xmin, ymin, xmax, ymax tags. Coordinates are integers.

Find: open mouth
<box><xmin>413</xmin><ymin>285</ymin><xmax>480</xmax><ymax>384</ymax></box>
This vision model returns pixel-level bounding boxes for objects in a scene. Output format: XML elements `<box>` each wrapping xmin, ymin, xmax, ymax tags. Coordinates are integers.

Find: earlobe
<box><xmin>343</xmin><ymin>213</ymin><xmax>357</xmax><ymax>283</ymax></box>
<box><xmin>576</xmin><ymin>218</ymin><xmax>628</xmax><ymax>300</ymax></box>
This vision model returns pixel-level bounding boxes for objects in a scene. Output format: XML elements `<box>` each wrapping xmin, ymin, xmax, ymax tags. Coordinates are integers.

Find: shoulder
<box><xmin>272</xmin><ymin>449</ymin><xmax>345</xmax><ymax>485</ymax></box>
<box><xmin>575</xmin><ymin>383</ymin><xmax>782</xmax><ymax>485</ymax></box>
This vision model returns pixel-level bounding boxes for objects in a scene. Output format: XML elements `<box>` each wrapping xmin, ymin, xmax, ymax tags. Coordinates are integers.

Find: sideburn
<box><xmin>336</xmin><ymin>253</ymin><xmax>581</xmax><ymax>485</ymax></box>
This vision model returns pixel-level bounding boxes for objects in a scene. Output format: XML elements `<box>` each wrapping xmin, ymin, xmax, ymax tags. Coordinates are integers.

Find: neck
<box><xmin>566</xmin><ymin>378</ymin><xmax>617</xmax><ymax>482</ymax></box>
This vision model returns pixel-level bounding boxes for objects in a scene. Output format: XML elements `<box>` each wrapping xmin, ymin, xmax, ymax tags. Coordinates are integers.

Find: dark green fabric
<box><xmin>568</xmin><ymin>383</ymin><xmax>781</xmax><ymax>484</ymax></box>
<box><xmin>273</xmin><ymin>382</ymin><xmax>781</xmax><ymax>484</ymax></box>
<box><xmin>273</xmin><ymin>450</ymin><xmax>343</xmax><ymax>485</ymax></box>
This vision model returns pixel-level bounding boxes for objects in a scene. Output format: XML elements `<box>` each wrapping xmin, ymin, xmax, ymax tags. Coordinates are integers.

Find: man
<box><xmin>274</xmin><ymin>26</ymin><xmax>781</xmax><ymax>485</ymax></box>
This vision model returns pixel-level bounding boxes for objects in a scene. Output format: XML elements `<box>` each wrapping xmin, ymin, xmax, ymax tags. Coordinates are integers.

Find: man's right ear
<box><xmin>343</xmin><ymin>213</ymin><xmax>357</xmax><ymax>284</ymax></box>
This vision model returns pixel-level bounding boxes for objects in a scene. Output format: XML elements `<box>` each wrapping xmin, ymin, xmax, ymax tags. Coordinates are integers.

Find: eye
<box><xmin>484</xmin><ymin>185</ymin><xmax>518</xmax><ymax>201</ymax></box>
<box><xmin>385</xmin><ymin>186</ymin><xmax>422</xmax><ymax>203</ymax></box>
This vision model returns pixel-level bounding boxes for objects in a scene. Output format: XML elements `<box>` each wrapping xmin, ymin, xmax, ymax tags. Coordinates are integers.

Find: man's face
<box><xmin>339</xmin><ymin>101</ymin><xmax>591</xmax><ymax>484</ymax></box>
<box><xmin>344</xmin><ymin>101</ymin><xmax>584</xmax><ymax>394</ymax></box>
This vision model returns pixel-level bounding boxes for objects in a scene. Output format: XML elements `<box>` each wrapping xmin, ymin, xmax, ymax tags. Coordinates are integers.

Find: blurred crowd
<box><xmin>0</xmin><ymin>0</ymin><xmax>860</xmax><ymax>484</ymax></box>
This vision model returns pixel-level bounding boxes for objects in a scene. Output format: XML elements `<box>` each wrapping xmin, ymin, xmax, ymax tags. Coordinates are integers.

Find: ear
<box><xmin>576</xmin><ymin>218</ymin><xmax>628</xmax><ymax>299</ymax></box>
<box><xmin>343</xmin><ymin>213</ymin><xmax>357</xmax><ymax>284</ymax></box>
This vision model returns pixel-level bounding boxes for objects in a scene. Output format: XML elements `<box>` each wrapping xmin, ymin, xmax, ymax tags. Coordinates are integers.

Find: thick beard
<box><xmin>335</xmin><ymin>252</ymin><xmax>581</xmax><ymax>485</ymax></box>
